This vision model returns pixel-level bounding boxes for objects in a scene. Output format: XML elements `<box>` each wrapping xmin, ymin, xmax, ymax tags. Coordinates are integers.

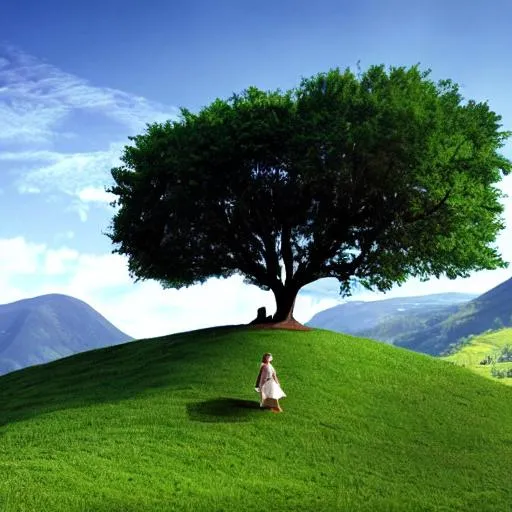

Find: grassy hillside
<box><xmin>444</xmin><ymin>328</ymin><xmax>512</xmax><ymax>385</ymax></box>
<box><xmin>1</xmin><ymin>327</ymin><xmax>511</xmax><ymax>511</ymax></box>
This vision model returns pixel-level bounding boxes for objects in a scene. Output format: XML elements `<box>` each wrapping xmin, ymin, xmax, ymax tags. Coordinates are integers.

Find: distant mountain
<box><xmin>395</xmin><ymin>277</ymin><xmax>512</xmax><ymax>355</ymax></box>
<box><xmin>0</xmin><ymin>294</ymin><xmax>132</xmax><ymax>375</ymax></box>
<box><xmin>307</xmin><ymin>293</ymin><xmax>477</xmax><ymax>341</ymax></box>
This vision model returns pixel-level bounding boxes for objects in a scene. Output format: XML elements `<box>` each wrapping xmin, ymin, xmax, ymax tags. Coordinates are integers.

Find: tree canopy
<box><xmin>108</xmin><ymin>65</ymin><xmax>511</xmax><ymax>323</ymax></box>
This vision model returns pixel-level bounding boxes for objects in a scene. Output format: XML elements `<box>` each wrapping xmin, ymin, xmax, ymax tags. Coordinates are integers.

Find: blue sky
<box><xmin>1</xmin><ymin>0</ymin><xmax>511</xmax><ymax>338</ymax></box>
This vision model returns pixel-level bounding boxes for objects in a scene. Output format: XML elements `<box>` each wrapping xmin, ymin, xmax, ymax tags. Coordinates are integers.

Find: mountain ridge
<box><xmin>307</xmin><ymin>292</ymin><xmax>476</xmax><ymax>338</ymax></box>
<box><xmin>307</xmin><ymin>277</ymin><xmax>512</xmax><ymax>355</ymax></box>
<box><xmin>0</xmin><ymin>293</ymin><xmax>132</xmax><ymax>375</ymax></box>
<box><xmin>395</xmin><ymin>277</ymin><xmax>512</xmax><ymax>354</ymax></box>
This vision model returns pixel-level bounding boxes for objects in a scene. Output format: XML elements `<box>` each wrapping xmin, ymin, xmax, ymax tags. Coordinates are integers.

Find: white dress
<box><xmin>258</xmin><ymin>363</ymin><xmax>286</xmax><ymax>405</ymax></box>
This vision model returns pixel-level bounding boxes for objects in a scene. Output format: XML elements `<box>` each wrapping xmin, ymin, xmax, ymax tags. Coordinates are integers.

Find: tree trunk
<box><xmin>272</xmin><ymin>284</ymin><xmax>299</xmax><ymax>323</ymax></box>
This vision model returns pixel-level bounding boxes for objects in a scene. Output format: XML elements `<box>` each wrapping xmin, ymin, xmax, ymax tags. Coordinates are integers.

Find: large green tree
<box><xmin>108</xmin><ymin>66</ymin><xmax>511</xmax><ymax>324</ymax></box>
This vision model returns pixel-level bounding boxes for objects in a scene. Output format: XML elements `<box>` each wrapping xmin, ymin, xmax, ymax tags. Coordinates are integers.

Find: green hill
<box><xmin>443</xmin><ymin>328</ymin><xmax>512</xmax><ymax>385</ymax></box>
<box><xmin>1</xmin><ymin>327</ymin><xmax>511</xmax><ymax>511</ymax></box>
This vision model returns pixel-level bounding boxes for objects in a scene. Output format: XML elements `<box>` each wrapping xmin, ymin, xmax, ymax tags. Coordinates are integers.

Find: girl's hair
<box><xmin>262</xmin><ymin>353</ymin><xmax>272</xmax><ymax>362</ymax></box>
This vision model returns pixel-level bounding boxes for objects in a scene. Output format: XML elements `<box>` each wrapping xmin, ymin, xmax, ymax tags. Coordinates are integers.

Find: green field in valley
<box><xmin>443</xmin><ymin>328</ymin><xmax>512</xmax><ymax>385</ymax></box>
<box><xmin>1</xmin><ymin>327</ymin><xmax>511</xmax><ymax>511</ymax></box>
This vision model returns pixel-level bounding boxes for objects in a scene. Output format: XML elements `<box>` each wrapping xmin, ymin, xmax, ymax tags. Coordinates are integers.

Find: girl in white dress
<box><xmin>255</xmin><ymin>353</ymin><xmax>286</xmax><ymax>412</ymax></box>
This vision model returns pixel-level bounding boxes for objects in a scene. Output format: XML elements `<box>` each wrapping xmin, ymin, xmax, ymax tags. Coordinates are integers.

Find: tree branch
<box><xmin>281</xmin><ymin>224</ymin><xmax>294</xmax><ymax>284</ymax></box>
<box><xmin>404</xmin><ymin>189</ymin><xmax>451</xmax><ymax>224</ymax></box>
<box><xmin>258</xmin><ymin>229</ymin><xmax>282</xmax><ymax>283</ymax></box>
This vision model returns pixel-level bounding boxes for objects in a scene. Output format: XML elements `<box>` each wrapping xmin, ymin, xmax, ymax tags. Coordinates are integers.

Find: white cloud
<box><xmin>13</xmin><ymin>146</ymin><xmax>122</xmax><ymax>196</ymax></box>
<box><xmin>17</xmin><ymin>184</ymin><xmax>41</xmax><ymax>194</ymax></box>
<box><xmin>294</xmin><ymin>295</ymin><xmax>341</xmax><ymax>321</ymax></box>
<box><xmin>69</xmin><ymin>202</ymin><xmax>89</xmax><ymax>222</ymax></box>
<box><xmin>78</xmin><ymin>186</ymin><xmax>115</xmax><ymax>204</ymax></box>
<box><xmin>43</xmin><ymin>248</ymin><xmax>79</xmax><ymax>275</ymax></box>
<box><xmin>0</xmin><ymin>44</ymin><xmax>178</xmax><ymax>144</ymax></box>
<box><xmin>0</xmin><ymin>237</ymin><xmax>46</xmax><ymax>274</ymax></box>
<box><xmin>8</xmin><ymin>146</ymin><xmax>121</xmax><ymax>220</ymax></box>
<box><xmin>54</xmin><ymin>230</ymin><xmax>75</xmax><ymax>242</ymax></box>
<box><xmin>0</xmin><ymin>44</ymin><xmax>177</xmax><ymax>220</ymax></box>
<box><xmin>0</xmin><ymin>150</ymin><xmax>65</xmax><ymax>162</ymax></box>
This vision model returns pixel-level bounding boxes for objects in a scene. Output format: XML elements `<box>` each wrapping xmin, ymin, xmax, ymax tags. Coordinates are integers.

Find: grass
<box><xmin>1</xmin><ymin>326</ymin><xmax>511</xmax><ymax>511</ymax></box>
<box><xmin>443</xmin><ymin>328</ymin><xmax>512</xmax><ymax>385</ymax></box>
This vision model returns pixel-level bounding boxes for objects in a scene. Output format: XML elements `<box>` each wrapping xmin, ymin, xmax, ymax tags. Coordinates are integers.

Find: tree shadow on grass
<box><xmin>0</xmin><ymin>325</ymin><xmax>249</xmax><ymax>428</ymax></box>
<box><xmin>187</xmin><ymin>397</ymin><xmax>263</xmax><ymax>423</ymax></box>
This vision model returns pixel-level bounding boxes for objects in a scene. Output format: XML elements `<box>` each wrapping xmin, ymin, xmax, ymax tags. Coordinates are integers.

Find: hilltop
<box><xmin>1</xmin><ymin>327</ymin><xmax>511</xmax><ymax>511</ymax></box>
<box><xmin>0</xmin><ymin>294</ymin><xmax>132</xmax><ymax>375</ymax></box>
